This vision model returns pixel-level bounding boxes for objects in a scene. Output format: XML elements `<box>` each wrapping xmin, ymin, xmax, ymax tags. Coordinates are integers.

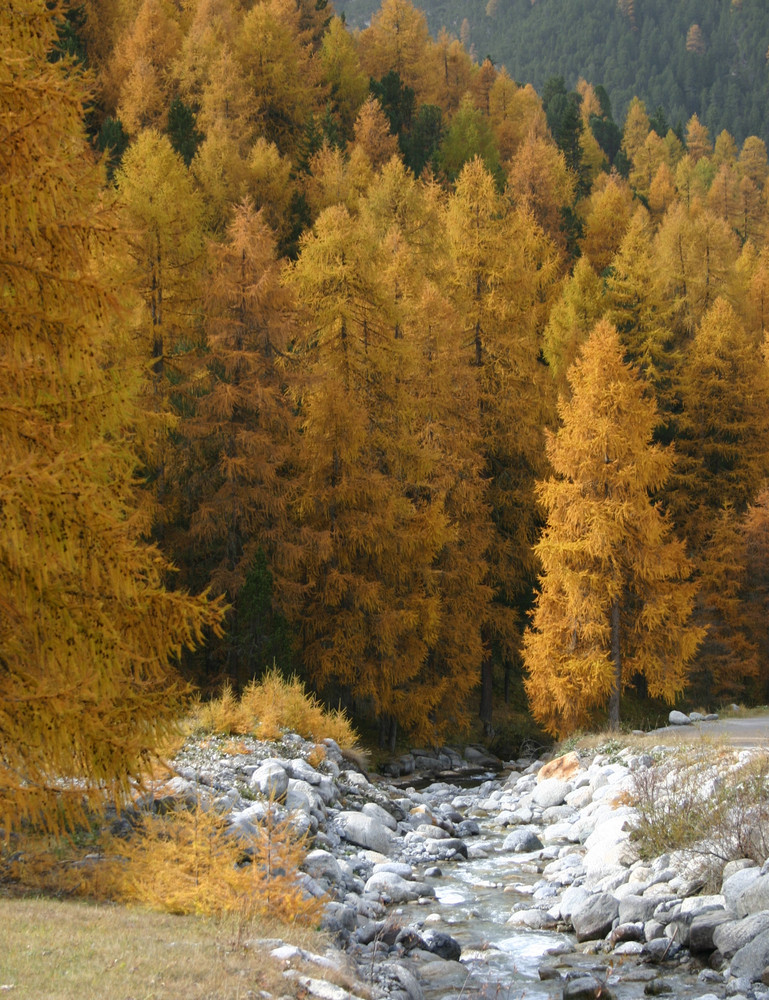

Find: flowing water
<box><xmin>388</xmin><ymin>796</ymin><xmax>713</xmax><ymax>1000</ymax></box>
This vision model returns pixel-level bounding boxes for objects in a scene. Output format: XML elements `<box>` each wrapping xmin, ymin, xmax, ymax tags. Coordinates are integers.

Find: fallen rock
<box><xmin>362</xmin><ymin>801</ymin><xmax>399</xmax><ymax>831</ymax></box>
<box><xmin>571</xmin><ymin>892</ymin><xmax>619</xmax><ymax>943</ymax></box>
<box><xmin>688</xmin><ymin>910</ymin><xmax>735</xmax><ymax>953</ymax></box>
<box><xmin>668</xmin><ymin>711</ymin><xmax>692</xmax><ymax>726</ymax></box>
<box><xmin>538</xmin><ymin>752</ymin><xmax>581</xmax><ymax>783</ymax></box>
<box><xmin>734</xmin><ymin>871</ymin><xmax>769</xmax><ymax>917</ymax></box>
<box><xmin>533</xmin><ymin>777</ymin><xmax>572</xmax><ymax>809</ymax></box>
<box><xmin>563</xmin><ymin>974</ymin><xmax>613</xmax><ymax>999</ymax></box>
<box><xmin>729</xmin><ymin>927</ymin><xmax>769</xmax><ymax>981</ymax></box>
<box><xmin>249</xmin><ymin>760</ymin><xmax>289</xmax><ymax>799</ymax></box>
<box><xmin>338</xmin><ymin>812</ymin><xmax>393</xmax><ymax>855</ymax></box>
<box><xmin>503</xmin><ymin>828</ymin><xmax>544</xmax><ymax>853</ymax></box>
<box><xmin>714</xmin><ymin>912</ymin><xmax>769</xmax><ymax>959</ymax></box>
<box><xmin>364</xmin><ymin>871</ymin><xmax>433</xmax><ymax>903</ymax></box>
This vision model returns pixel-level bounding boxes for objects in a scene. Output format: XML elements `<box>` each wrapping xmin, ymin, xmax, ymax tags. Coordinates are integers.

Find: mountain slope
<box><xmin>336</xmin><ymin>0</ymin><xmax>769</xmax><ymax>142</ymax></box>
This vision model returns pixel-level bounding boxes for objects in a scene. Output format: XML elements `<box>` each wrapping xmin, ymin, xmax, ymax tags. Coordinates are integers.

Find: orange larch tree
<box><xmin>523</xmin><ymin>321</ymin><xmax>702</xmax><ymax>736</ymax></box>
<box><xmin>0</xmin><ymin>0</ymin><xmax>222</xmax><ymax>833</ymax></box>
<box><xmin>169</xmin><ymin>199</ymin><xmax>296</xmax><ymax>683</ymax></box>
<box><xmin>445</xmin><ymin>157</ymin><xmax>559</xmax><ymax>731</ymax></box>
<box><xmin>283</xmin><ymin>177</ymin><xmax>453</xmax><ymax>745</ymax></box>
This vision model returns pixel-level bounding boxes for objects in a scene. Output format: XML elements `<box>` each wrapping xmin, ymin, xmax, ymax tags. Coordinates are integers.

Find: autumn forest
<box><xmin>3</xmin><ymin>0</ymin><xmax>769</xmax><ymax>822</ymax></box>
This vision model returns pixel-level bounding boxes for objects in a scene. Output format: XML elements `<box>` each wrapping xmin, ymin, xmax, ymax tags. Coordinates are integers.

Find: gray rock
<box><xmin>321</xmin><ymin>901</ymin><xmax>357</xmax><ymax>933</ymax></box>
<box><xmin>533</xmin><ymin>778</ymin><xmax>572</xmax><ymax>809</ymax></box>
<box><xmin>608</xmin><ymin>922</ymin><xmax>645</xmax><ymax>946</ymax></box>
<box><xmin>643</xmin><ymin>980</ymin><xmax>674</xmax><ymax>995</ymax></box>
<box><xmin>406</xmin><ymin>958</ymin><xmax>467</xmax><ymax>991</ymax></box>
<box><xmin>355</xmin><ymin>920</ymin><xmax>382</xmax><ymax>945</ymax></box>
<box><xmin>422</xmin><ymin>930</ymin><xmax>462</xmax><ymax>961</ymax></box>
<box><xmin>303</xmin><ymin>849</ymin><xmax>343</xmax><ymax>886</ymax></box>
<box><xmin>618</xmin><ymin>894</ymin><xmax>660</xmax><ymax>925</ymax></box>
<box><xmin>364</xmin><ymin>871</ymin><xmax>434</xmax><ymax>903</ymax></box>
<box><xmin>373</xmin><ymin>861</ymin><xmax>413</xmax><ymax>880</ymax></box>
<box><xmin>542</xmin><ymin>804</ymin><xmax>577</xmax><ymax>825</ymax></box>
<box><xmin>735</xmin><ymin>872</ymin><xmax>769</xmax><ymax>917</ymax></box>
<box><xmin>563</xmin><ymin>974</ymin><xmax>613</xmax><ymax>999</ymax></box>
<box><xmin>362</xmin><ymin>801</ymin><xmax>398</xmax><ymax>831</ymax></box>
<box><xmin>613</xmin><ymin>941</ymin><xmax>644</xmax><ymax>955</ymax></box>
<box><xmin>731</xmin><ymin>928</ymin><xmax>769</xmax><ymax>981</ymax></box>
<box><xmin>389</xmin><ymin>963</ymin><xmax>424</xmax><ymax>1000</ymax></box>
<box><xmin>507</xmin><ymin>908</ymin><xmax>552</xmax><ymax>929</ymax></box>
<box><xmin>561</xmin><ymin>885</ymin><xmax>591</xmax><ymax>920</ymax></box>
<box><xmin>286</xmin><ymin>757</ymin><xmax>322</xmax><ymax>784</ymax></box>
<box><xmin>286</xmin><ymin>777</ymin><xmax>322</xmax><ymax>813</ymax></box>
<box><xmin>723</xmin><ymin>860</ymin><xmax>758</xmax><ymax>883</ymax></box>
<box><xmin>689</xmin><ymin>910</ymin><xmax>736</xmax><ymax>953</ymax></box>
<box><xmin>714</xmin><ymin>913</ymin><xmax>769</xmax><ymax>959</ymax></box>
<box><xmin>668</xmin><ymin>711</ymin><xmax>692</xmax><ymax>726</ymax></box>
<box><xmin>582</xmin><ymin>810</ymin><xmax>637</xmax><ymax>880</ymax></box>
<box><xmin>290</xmin><ymin>976</ymin><xmax>367</xmax><ymax>1000</ymax></box>
<box><xmin>503</xmin><ymin>828</ymin><xmax>544</xmax><ymax>853</ymax></box>
<box><xmin>571</xmin><ymin>892</ymin><xmax>620</xmax><ymax>943</ymax></box>
<box><xmin>337</xmin><ymin>811</ymin><xmax>393</xmax><ymax>855</ymax></box>
<box><xmin>415</xmin><ymin>823</ymin><xmax>451</xmax><ymax>839</ymax></box>
<box><xmin>422</xmin><ymin>837</ymin><xmax>468</xmax><ymax>858</ymax></box>
<box><xmin>249</xmin><ymin>760</ymin><xmax>289</xmax><ymax>799</ymax></box>
<box><xmin>565</xmin><ymin>786</ymin><xmax>593</xmax><ymax>810</ymax></box>
<box><xmin>642</xmin><ymin>938</ymin><xmax>681</xmax><ymax>962</ymax></box>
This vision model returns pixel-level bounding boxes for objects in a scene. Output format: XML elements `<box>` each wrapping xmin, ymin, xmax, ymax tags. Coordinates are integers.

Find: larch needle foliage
<box><xmin>192</xmin><ymin>668</ymin><xmax>359</xmax><ymax>751</ymax></box>
<box><xmin>109</xmin><ymin>800</ymin><xmax>323</xmax><ymax>925</ymax></box>
<box><xmin>0</xmin><ymin>0</ymin><xmax>222</xmax><ymax>834</ymax></box>
<box><xmin>523</xmin><ymin>321</ymin><xmax>703</xmax><ymax>737</ymax></box>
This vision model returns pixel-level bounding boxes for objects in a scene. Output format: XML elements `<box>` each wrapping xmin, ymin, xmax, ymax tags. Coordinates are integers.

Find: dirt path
<box><xmin>653</xmin><ymin>712</ymin><xmax>769</xmax><ymax>748</ymax></box>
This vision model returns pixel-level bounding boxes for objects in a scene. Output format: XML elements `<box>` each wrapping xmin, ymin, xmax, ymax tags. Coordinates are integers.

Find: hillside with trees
<box><xmin>336</xmin><ymin>0</ymin><xmax>769</xmax><ymax>145</ymax></box>
<box><xmin>4</xmin><ymin>0</ymin><xmax>769</xmax><ymax>832</ymax></box>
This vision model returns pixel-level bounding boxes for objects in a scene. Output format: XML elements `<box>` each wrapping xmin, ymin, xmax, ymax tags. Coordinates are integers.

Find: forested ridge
<box><xmin>3</xmin><ymin>0</ymin><xmax>769</xmax><ymax>824</ymax></box>
<box><xmin>337</xmin><ymin>0</ymin><xmax>769</xmax><ymax>146</ymax></box>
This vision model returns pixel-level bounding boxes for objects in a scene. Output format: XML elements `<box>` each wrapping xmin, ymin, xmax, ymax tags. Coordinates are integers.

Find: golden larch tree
<box><xmin>0</xmin><ymin>0</ymin><xmax>222</xmax><ymax>833</ymax></box>
<box><xmin>523</xmin><ymin>321</ymin><xmax>702</xmax><ymax>736</ymax></box>
<box><xmin>283</xmin><ymin>182</ymin><xmax>451</xmax><ymax>746</ymax></box>
<box><xmin>542</xmin><ymin>256</ymin><xmax>604</xmax><ymax>393</ymax></box>
<box><xmin>168</xmin><ymin>200</ymin><xmax>296</xmax><ymax>683</ymax></box>
<box><xmin>445</xmin><ymin>157</ymin><xmax>559</xmax><ymax>730</ymax></box>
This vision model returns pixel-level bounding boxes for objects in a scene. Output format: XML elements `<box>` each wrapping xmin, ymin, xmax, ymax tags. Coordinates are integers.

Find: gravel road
<box><xmin>653</xmin><ymin>711</ymin><xmax>769</xmax><ymax>747</ymax></box>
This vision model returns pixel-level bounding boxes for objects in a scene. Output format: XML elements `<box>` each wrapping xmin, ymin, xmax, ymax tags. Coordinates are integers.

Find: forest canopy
<box><xmin>4</xmin><ymin>0</ymin><xmax>769</xmax><ymax>778</ymax></box>
<box><xmin>336</xmin><ymin>0</ymin><xmax>769</xmax><ymax>146</ymax></box>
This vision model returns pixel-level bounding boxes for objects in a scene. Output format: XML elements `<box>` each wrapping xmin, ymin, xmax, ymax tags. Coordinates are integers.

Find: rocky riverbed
<box><xmin>153</xmin><ymin>731</ymin><xmax>769</xmax><ymax>1000</ymax></box>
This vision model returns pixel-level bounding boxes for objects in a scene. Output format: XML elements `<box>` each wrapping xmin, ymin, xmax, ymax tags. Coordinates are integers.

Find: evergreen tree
<box><xmin>0</xmin><ymin>0</ymin><xmax>222</xmax><ymax>833</ymax></box>
<box><xmin>283</xmin><ymin>176</ymin><xmax>453</xmax><ymax>743</ymax></box>
<box><xmin>169</xmin><ymin>200</ymin><xmax>296</xmax><ymax>683</ymax></box>
<box><xmin>523</xmin><ymin>321</ymin><xmax>702</xmax><ymax>736</ymax></box>
<box><xmin>446</xmin><ymin>158</ymin><xmax>559</xmax><ymax>731</ymax></box>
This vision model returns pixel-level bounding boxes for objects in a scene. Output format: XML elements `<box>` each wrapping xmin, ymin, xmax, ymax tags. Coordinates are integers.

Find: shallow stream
<box><xmin>389</xmin><ymin>797</ymin><xmax>712</xmax><ymax>1000</ymax></box>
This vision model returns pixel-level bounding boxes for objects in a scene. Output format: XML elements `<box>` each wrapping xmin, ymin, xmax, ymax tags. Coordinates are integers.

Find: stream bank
<box><xmin>163</xmin><ymin>732</ymin><xmax>769</xmax><ymax>1000</ymax></box>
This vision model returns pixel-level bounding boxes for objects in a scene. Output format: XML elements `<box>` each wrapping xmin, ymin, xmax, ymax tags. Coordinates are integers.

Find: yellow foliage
<box><xmin>107</xmin><ymin>802</ymin><xmax>323</xmax><ymax>925</ymax></box>
<box><xmin>192</xmin><ymin>669</ymin><xmax>359</xmax><ymax>750</ymax></box>
<box><xmin>0</xmin><ymin>0</ymin><xmax>223</xmax><ymax>837</ymax></box>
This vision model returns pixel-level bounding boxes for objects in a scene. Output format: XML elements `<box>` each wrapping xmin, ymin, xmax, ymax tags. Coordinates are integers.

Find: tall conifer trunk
<box><xmin>480</xmin><ymin>652</ymin><xmax>494</xmax><ymax>735</ymax></box>
<box><xmin>608</xmin><ymin>597</ymin><xmax>621</xmax><ymax>729</ymax></box>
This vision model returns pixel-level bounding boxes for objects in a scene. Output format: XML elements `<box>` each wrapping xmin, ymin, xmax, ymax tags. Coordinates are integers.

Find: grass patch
<box><xmin>0</xmin><ymin>894</ymin><xmax>337</xmax><ymax>1000</ymax></box>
